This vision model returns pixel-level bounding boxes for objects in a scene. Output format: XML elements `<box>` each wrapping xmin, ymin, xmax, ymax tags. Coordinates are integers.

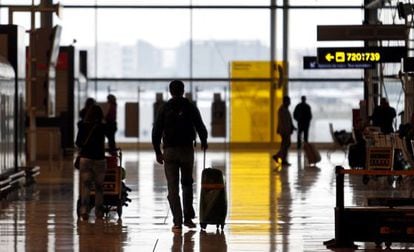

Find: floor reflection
<box><xmin>171</xmin><ymin>230</ymin><xmax>196</xmax><ymax>252</ymax></box>
<box><xmin>200</xmin><ymin>230</ymin><xmax>226</xmax><ymax>252</ymax></box>
<box><xmin>3</xmin><ymin>150</ymin><xmax>414</xmax><ymax>251</ymax></box>
<box><xmin>77</xmin><ymin>219</ymin><xmax>127</xmax><ymax>251</ymax></box>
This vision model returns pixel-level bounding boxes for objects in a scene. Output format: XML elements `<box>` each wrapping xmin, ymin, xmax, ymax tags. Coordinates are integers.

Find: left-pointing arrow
<box><xmin>325</xmin><ymin>53</ymin><xmax>334</xmax><ymax>62</ymax></box>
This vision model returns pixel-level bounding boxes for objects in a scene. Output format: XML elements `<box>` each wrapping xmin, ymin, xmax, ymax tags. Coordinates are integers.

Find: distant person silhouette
<box><xmin>152</xmin><ymin>80</ymin><xmax>208</xmax><ymax>232</ymax></box>
<box><xmin>105</xmin><ymin>94</ymin><xmax>118</xmax><ymax>151</ymax></box>
<box><xmin>371</xmin><ymin>97</ymin><xmax>396</xmax><ymax>134</ymax></box>
<box><xmin>293</xmin><ymin>96</ymin><xmax>312</xmax><ymax>149</ymax></box>
<box><xmin>273</xmin><ymin>96</ymin><xmax>295</xmax><ymax>166</ymax></box>
<box><xmin>79</xmin><ymin>97</ymin><xmax>96</xmax><ymax>121</ymax></box>
<box><xmin>75</xmin><ymin>105</ymin><xmax>108</xmax><ymax>220</ymax></box>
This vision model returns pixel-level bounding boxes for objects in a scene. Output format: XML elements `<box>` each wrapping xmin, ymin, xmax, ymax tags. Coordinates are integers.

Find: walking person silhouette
<box><xmin>293</xmin><ymin>95</ymin><xmax>312</xmax><ymax>149</ymax></box>
<box><xmin>152</xmin><ymin>80</ymin><xmax>208</xmax><ymax>232</ymax></box>
<box><xmin>273</xmin><ymin>96</ymin><xmax>295</xmax><ymax>166</ymax></box>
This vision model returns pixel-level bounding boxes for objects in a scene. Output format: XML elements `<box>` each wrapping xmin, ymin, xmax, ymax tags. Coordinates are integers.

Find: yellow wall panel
<box><xmin>230</xmin><ymin>61</ymin><xmax>285</xmax><ymax>143</ymax></box>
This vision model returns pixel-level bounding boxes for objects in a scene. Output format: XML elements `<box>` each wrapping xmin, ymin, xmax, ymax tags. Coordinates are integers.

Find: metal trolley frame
<box><xmin>76</xmin><ymin>148</ymin><xmax>128</xmax><ymax>218</ymax></box>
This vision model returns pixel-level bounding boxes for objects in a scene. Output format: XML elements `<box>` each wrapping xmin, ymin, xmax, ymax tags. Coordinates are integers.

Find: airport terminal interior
<box><xmin>3</xmin><ymin>0</ymin><xmax>414</xmax><ymax>251</ymax></box>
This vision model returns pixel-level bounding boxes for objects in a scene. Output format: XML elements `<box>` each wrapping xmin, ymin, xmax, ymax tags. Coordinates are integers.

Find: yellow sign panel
<box><xmin>230</xmin><ymin>61</ymin><xmax>285</xmax><ymax>143</ymax></box>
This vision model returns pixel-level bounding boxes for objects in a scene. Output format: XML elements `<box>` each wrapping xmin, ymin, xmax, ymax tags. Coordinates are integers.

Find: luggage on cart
<box><xmin>76</xmin><ymin>148</ymin><xmax>131</xmax><ymax>219</ymax></box>
<box><xmin>199</xmin><ymin>151</ymin><xmax>227</xmax><ymax>230</ymax></box>
<box><xmin>363</xmin><ymin>146</ymin><xmax>395</xmax><ymax>185</ymax></box>
<box><xmin>303</xmin><ymin>142</ymin><xmax>321</xmax><ymax>165</ymax></box>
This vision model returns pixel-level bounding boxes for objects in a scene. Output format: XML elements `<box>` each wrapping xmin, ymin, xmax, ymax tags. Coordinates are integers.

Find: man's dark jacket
<box><xmin>152</xmin><ymin>97</ymin><xmax>207</xmax><ymax>155</ymax></box>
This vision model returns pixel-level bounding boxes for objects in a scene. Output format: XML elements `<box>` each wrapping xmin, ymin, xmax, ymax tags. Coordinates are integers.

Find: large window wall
<box><xmin>0</xmin><ymin>1</ymin><xmax>406</xmax><ymax>143</ymax></box>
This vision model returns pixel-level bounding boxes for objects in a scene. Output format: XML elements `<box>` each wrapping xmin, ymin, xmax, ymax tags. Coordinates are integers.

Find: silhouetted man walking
<box><xmin>293</xmin><ymin>96</ymin><xmax>312</xmax><ymax>149</ymax></box>
<box><xmin>273</xmin><ymin>96</ymin><xmax>295</xmax><ymax>166</ymax></box>
<box><xmin>152</xmin><ymin>80</ymin><xmax>208</xmax><ymax>232</ymax></box>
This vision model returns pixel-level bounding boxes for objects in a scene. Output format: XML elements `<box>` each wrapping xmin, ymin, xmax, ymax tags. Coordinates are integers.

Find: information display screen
<box><xmin>317</xmin><ymin>47</ymin><xmax>406</xmax><ymax>64</ymax></box>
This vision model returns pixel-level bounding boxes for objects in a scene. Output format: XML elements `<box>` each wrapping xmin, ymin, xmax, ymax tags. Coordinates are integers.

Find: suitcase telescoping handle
<box><xmin>203</xmin><ymin>149</ymin><xmax>206</xmax><ymax>170</ymax></box>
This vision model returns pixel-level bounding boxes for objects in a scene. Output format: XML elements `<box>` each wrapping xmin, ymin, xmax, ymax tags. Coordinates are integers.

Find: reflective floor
<box><xmin>1</xmin><ymin>149</ymin><xmax>414</xmax><ymax>251</ymax></box>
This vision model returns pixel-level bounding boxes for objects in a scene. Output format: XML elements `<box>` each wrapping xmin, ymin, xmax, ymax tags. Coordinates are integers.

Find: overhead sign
<box><xmin>317</xmin><ymin>25</ymin><xmax>407</xmax><ymax>41</ymax></box>
<box><xmin>317</xmin><ymin>47</ymin><xmax>406</xmax><ymax>64</ymax></box>
<box><xmin>304</xmin><ymin>56</ymin><xmax>374</xmax><ymax>69</ymax></box>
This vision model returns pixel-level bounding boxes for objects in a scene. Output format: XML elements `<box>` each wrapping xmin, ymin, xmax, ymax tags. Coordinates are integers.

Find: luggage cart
<box><xmin>325</xmin><ymin>167</ymin><xmax>414</xmax><ymax>249</ymax></box>
<box><xmin>76</xmin><ymin>148</ymin><xmax>131</xmax><ymax>219</ymax></box>
<box><xmin>363</xmin><ymin>146</ymin><xmax>395</xmax><ymax>185</ymax></box>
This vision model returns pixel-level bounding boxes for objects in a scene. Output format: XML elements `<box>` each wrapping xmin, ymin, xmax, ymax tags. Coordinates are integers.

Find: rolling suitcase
<box><xmin>303</xmin><ymin>142</ymin><xmax>321</xmax><ymax>165</ymax></box>
<box><xmin>199</xmin><ymin>150</ymin><xmax>227</xmax><ymax>230</ymax></box>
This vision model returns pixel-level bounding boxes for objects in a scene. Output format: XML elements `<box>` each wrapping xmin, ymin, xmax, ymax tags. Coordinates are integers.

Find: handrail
<box><xmin>338</xmin><ymin>168</ymin><xmax>414</xmax><ymax>176</ymax></box>
<box><xmin>332</xmin><ymin>165</ymin><xmax>414</xmax><ymax>248</ymax></box>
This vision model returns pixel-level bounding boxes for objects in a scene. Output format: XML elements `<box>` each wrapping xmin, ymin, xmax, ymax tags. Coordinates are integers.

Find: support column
<box><xmin>404</xmin><ymin>16</ymin><xmax>414</xmax><ymax>124</ymax></box>
<box><xmin>282</xmin><ymin>0</ymin><xmax>289</xmax><ymax>96</ymax></box>
<box><xmin>404</xmin><ymin>77</ymin><xmax>414</xmax><ymax>124</ymax></box>
<box><xmin>270</xmin><ymin>0</ymin><xmax>276</xmax><ymax>143</ymax></box>
<box><xmin>40</xmin><ymin>0</ymin><xmax>53</xmax><ymax>28</ymax></box>
<box><xmin>364</xmin><ymin>0</ymin><xmax>379</xmax><ymax>117</ymax></box>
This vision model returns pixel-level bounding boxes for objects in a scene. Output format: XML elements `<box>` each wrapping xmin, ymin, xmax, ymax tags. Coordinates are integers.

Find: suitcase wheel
<box><xmin>216</xmin><ymin>224</ymin><xmax>225</xmax><ymax>230</ymax></box>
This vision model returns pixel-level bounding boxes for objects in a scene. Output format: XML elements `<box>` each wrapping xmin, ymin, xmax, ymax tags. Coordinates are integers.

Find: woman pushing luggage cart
<box><xmin>76</xmin><ymin>148</ymin><xmax>131</xmax><ymax>220</ymax></box>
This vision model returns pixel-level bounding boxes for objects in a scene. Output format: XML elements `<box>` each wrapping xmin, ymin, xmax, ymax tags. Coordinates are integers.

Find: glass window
<box><xmin>193</xmin><ymin>0</ymin><xmax>268</xmax><ymax>5</ymax></box>
<box><xmin>60</xmin><ymin>8</ymin><xmax>191</xmax><ymax>78</ymax></box>
<box><xmin>58</xmin><ymin>9</ymin><xmax>95</xmax><ymax>47</ymax></box>
<box><xmin>5</xmin><ymin>12</ymin><xmax>34</xmax><ymax>30</ymax></box>
<box><xmin>290</xmin><ymin>81</ymin><xmax>363</xmax><ymax>142</ymax></box>
<box><xmin>94</xmin><ymin>9</ymin><xmax>190</xmax><ymax>48</ymax></box>
<box><xmin>378</xmin><ymin>7</ymin><xmax>406</xmax><ymax>25</ymax></box>
<box><xmin>92</xmin><ymin>80</ymin><xmax>168</xmax><ymax>143</ymax></box>
<box><xmin>1</xmin><ymin>0</ymin><xmax>40</xmax><ymax>4</ymax></box>
<box><xmin>289</xmin><ymin>0</ymin><xmax>362</xmax><ymax>6</ymax></box>
<box><xmin>92</xmin><ymin>80</ymin><xmax>228</xmax><ymax>143</ymax></box>
<box><xmin>0</xmin><ymin>2</ymin><xmax>388</xmax><ymax>144</ymax></box>
<box><xmin>60</xmin><ymin>0</ymin><xmax>268</xmax><ymax>6</ymax></box>
<box><xmin>60</xmin><ymin>0</ymin><xmax>190</xmax><ymax>5</ymax></box>
<box><xmin>60</xmin><ymin>8</ymin><xmax>270</xmax><ymax>78</ymax></box>
<box><xmin>384</xmin><ymin>80</ymin><xmax>404</xmax><ymax>130</ymax></box>
<box><xmin>192</xmin><ymin>9</ymin><xmax>270</xmax><ymax>78</ymax></box>
<box><xmin>288</xmin><ymin>9</ymin><xmax>365</xmax><ymax>78</ymax></box>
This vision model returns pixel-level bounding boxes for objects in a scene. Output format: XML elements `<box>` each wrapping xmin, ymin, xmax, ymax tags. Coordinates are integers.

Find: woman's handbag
<box><xmin>74</xmin><ymin>125</ymin><xmax>96</xmax><ymax>169</ymax></box>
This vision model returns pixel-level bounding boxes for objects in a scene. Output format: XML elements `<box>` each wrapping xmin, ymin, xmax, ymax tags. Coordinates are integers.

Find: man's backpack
<box><xmin>162</xmin><ymin>99</ymin><xmax>196</xmax><ymax>146</ymax></box>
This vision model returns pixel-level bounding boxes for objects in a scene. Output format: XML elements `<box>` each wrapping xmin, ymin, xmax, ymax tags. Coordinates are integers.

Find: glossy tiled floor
<box><xmin>2</xmin><ymin>148</ymin><xmax>414</xmax><ymax>251</ymax></box>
